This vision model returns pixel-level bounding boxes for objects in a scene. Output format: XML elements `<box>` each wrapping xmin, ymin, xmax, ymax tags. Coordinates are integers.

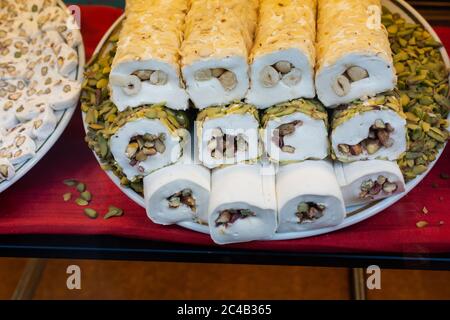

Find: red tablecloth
<box><xmin>0</xmin><ymin>5</ymin><xmax>449</xmax><ymax>254</ymax></box>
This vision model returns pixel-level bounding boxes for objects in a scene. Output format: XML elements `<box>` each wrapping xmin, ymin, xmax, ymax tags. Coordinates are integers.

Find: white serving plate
<box><xmin>0</xmin><ymin>0</ymin><xmax>85</xmax><ymax>194</ymax></box>
<box><xmin>84</xmin><ymin>0</ymin><xmax>449</xmax><ymax>240</ymax></box>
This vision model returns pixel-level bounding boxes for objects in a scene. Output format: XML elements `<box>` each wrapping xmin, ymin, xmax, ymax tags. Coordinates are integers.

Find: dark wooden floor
<box><xmin>1</xmin><ymin>258</ymin><xmax>450</xmax><ymax>299</ymax></box>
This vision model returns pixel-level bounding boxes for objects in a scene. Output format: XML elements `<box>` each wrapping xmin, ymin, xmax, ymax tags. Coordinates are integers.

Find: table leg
<box><xmin>11</xmin><ymin>259</ymin><xmax>47</xmax><ymax>300</ymax></box>
<box><xmin>350</xmin><ymin>268</ymin><xmax>367</xmax><ymax>300</ymax></box>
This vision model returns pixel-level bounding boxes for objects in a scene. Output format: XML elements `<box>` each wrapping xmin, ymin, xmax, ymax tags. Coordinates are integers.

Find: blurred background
<box><xmin>1</xmin><ymin>0</ymin><xmax>450</xmax><ymax>300</ymax></box>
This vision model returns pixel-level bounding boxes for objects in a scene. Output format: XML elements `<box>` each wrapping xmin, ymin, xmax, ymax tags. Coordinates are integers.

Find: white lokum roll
<box><xmin>109</xmin><ymin>0</ymin><xmax>189</xmax><ymax>111</ymax></box>
<box><xmin>144</xmin><ymin>163</ymin><xmax>211</xmax><ymax>226</ymax></box>
<box><xmin>334</xmin><ymin>159</ymin><xmax>406</xmax><ymax>206</ymax></box>
<box><xmin>208</xmin><ymin>163</ymin><xmax>277</xmax><ymax>245</ymax></box>
<box><xmin>261</xmin><ymin>99</ymin><xmax>329</xmax><ymax>163</ymax></box>
<box><xmin>108</xmin><ymin>106</ymin><xmax>188</xmax><ymax>181</ymax></box>
<box><xmin>315</xmin><ymin>0</ymin><xmax>396</xmax><ymax>107</ymax></box>
<box><xmin>276</xmin><ymin>160</ymin><xmax>346</xmax><ymax>232</ymax></box>
<box><xmin>331</xmin><ymin>95</ymin><xmax>407</xmax><ymax>162</ymax></box>
<box><xmin>196</xmin><ymin>103</ymin><xmax>260</xmax><ymax>169</ymax></box>
<box><xmin>246</xmin><ymin>0</ymin><xmax>316</xmax><ymax>108</ymax></box>
<box><xmin>181</xmin><ymin>0</ymin><xmax>258</xmax><ymax>109</ymax></box>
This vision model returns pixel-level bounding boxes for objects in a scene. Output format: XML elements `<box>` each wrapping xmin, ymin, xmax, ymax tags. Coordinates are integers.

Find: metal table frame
<box><xmin>1</xmin><ymin>235</ymin><xmax>449</xmax><ymax>270</ymax></box>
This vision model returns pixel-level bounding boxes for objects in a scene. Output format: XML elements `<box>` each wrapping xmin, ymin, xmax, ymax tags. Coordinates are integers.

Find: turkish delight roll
<box><xmin>181</xmin><ymin>0</ymin><xmax>258</xmax><ymax>109</ymax></box>
<box><xmin>144</xmin><ymin>163</ymin><xmax>211</xmax><ymax>226</ymax></box>
<box><xmin>246</xmin><ymin>0</ymin><xmax>316</xmax><ymax>108</ymax></box>
<box><xmin>109</xmin><ymin>0</ymin><xmax>189</xmax><ymax>111</ymax></box>
<box><xmin>334</xmin><ymin>160</ymin><xmax>406</xmax><ymax>206</ymax></box>
<box><xmin>315</xmin><ymin>0</ymin><xmax>396</xmax><ymax>107</ymax></box>
<box><xmin>331</xmin><ymin>95</ymin><xmax>407</xmax><ymax>162</ymax></box>
<box><xmin>196</xmin><ymin>103</ymin><xmax>260</xmax><ymax>169</ymax></box>
<box><xmin>276</xmin><ymin>161</ymin><xmax>346</xmax><ymax>232</ymax></box>
<box><xmin>0</xmin><ymin>157</ymin><xmax>15</xmax><ymax>182</ymax></box>
<box><xmin>209</xmin><ymin>163</ymin><xmax>277</xmax><ymax>245</ymax></box>
<box><xmin>107</xmin><ymin>105</ymin><xmax>188</xmax><ymax>181</ymax></box>
<box><xmin>261</xmin><ymin>99</ymin><xmax>328</xmax><ymax>163</ymax></box>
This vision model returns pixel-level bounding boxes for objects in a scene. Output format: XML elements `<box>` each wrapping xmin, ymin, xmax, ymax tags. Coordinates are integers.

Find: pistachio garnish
<box><xmin>80</xmin><ymin>191</ymin><xmax>92</xmax><ymax>202</ymax></box>
<box><xmin>76</xmin><ymin>182</ymin><xmax>86</xmax><ymax>193</ymax></box>
<box><xmin>84</xmin><ymin>208</ymin><xmax>98</xmax><ymax>219</ymax></box>
<box><xmin>63</xmin><ymin>193</ymin><xmax>72</xmax><ymax>202</ymax></box>
<box><xmin>63</xmin><ymin>179</ymin><xmax>78</xmax><ymax>187</ymax></box>
<box><xmin>104</xmin><ymin>206</ymin><xmax>124</xmax><ymax>220</ymax></box>
<box><xmin>75</xmin><ymin>198</ymin><xmax>89</xmax><ymax>207</ymax></box>
<box><xmin>382</xmin><ymin>7</ymin><xmax>449</xmax><ymax>181</ymax></box>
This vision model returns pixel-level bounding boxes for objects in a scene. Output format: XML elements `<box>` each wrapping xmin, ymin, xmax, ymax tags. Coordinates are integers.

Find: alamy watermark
<box><xmin>366</xmin><ymin>265</ymin><xmax>381</xmax><ymax>290</ymax></box>
<box><xmin>66</xmin><ymin>265</ymin><xmax>81</xmax><ymax>290</ymax></box>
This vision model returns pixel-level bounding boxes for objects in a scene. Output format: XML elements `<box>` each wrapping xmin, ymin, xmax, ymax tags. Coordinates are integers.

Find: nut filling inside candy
<box><xmin>112</xmin><ymin>70</ymin><xmax>169</xmax><ymax>96</ymax></box>
<box><xmin>296</xmin><ymin>202</ymin><xmax>325</xmax><ymax>224</ymax></box>
<box><xmin>125</xmin><ymin>133</ymin><xmax>166</xmax><ymax>168</ymax></box>
<box><xmin>359</xmin><ymin>175</ymin><xmax>398</xmax><ymax>199</ymax></box>
<box><xmin>333</xmin><ymin>66</ymin><xmax>369</xmax><ymax>97</ymax></box>
<box><xmin>260</xmin><ymin>61</ymin><xmax>302</xmax><ymax>88</ymax></box>
<box><xmin>272</xmin><ymin>120</ymin><xmax>303</xmax><ymax>154</ymax></box>
<box><xmin>215</xmin><ymin>209</ymin><xmax>256</xmax><ymax>228</ymax></box>
<box><xmin>208</xmin><ymin>128</ymin><xmax>249</xmax><ymax>159</ymax></box>
<box><xmin>132</xmin><ymin>69</ymin><xmax>168</xmax><ymax>85</ymax></box>
<box><xmin>194</xmin><ymin>68</ymin><xmax>237</xmax><ymax>91</ymax></box>
<box><xmin>167</xmin><ymin>189</ymin><xmax>196</xmax><ymax>212</ymax></box>
<box><xmin>338</xmin><ymin>119</ymin><xmax>394</xmax><ymax>156</ymax></box>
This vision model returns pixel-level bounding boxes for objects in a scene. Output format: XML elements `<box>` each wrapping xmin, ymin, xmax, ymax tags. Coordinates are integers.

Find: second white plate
<box><xmin>84</xmin><ymin>0</ymin><xmax>449</xmax><ymax>240</ymax></box>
